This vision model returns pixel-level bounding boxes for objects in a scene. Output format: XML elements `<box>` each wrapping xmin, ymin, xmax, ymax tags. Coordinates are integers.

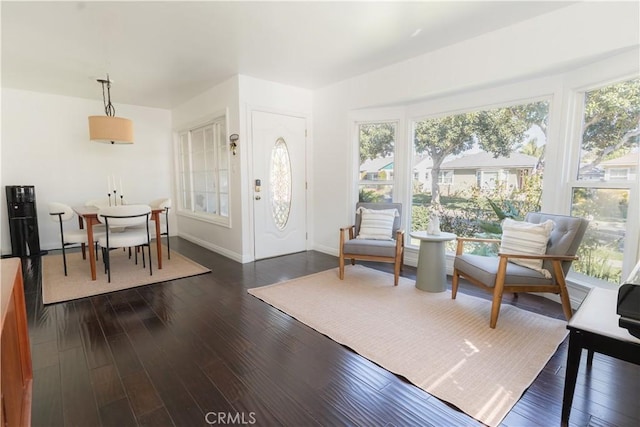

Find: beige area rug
<box><xmin>42</xmin><ymin>246</ymin><xmax>210</xmax><ymax>304</ymax></box>
<box><xmin>248</xmin><ymin>264</ymin><xmax>568</xmax><ymax>426</ymax></box>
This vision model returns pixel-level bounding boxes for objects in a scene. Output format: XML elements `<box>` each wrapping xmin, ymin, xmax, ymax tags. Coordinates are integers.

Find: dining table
<box><xmin>72</xmin><ymin>205</ymin><xmax>165</xmax><ymax>281</ymax></box>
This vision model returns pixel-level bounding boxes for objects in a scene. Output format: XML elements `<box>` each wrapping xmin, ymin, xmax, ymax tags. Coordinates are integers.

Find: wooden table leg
<box><xmin>86</xmin><ymin>219</ymin><xmax>97</xmax><ymax>281</ymax></box>
<box><xmin>153</xmin><ymin>211</ymin><xmax>163</xmax><ymax>269</ymax></box>
<box><xmin>77</xmin><ymin>216</ymin><xmax>86</xmax><ymax>260</ymax></box>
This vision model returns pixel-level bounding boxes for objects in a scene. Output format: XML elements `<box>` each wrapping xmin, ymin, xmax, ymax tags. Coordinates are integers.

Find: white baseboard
<box><xmin>312</xmin><ymin>243</ymin><xmax>338</xmax><ymax>257</ymax></box>
<box><xmin>178</xmin><ymin>232</ymin><xmax>250</xmax><ymax>263</ymax></box>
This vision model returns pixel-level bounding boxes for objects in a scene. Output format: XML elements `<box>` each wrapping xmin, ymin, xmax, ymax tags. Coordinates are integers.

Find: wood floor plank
<box><xmin>30</xmin><ymin>364</ymin><xmax>64</xmax><ymax>427</ymax></box>
<box><xmin>59</xmin><ymin>346</ymin><xmax>101</xmax><ymax>426</ymax></box>
<box><xmin>79</xmin><ymin>318</ymin><xmax>113</xmax><ymax>370</ymax></box>
<box><xmin>136</xmin><ymin>406</ymin><xmax>175</xmax><ymax>427</ymax></box>
<box><xmin>121</xmin><ymin>371</ymin><xmax>163</xmax><ymax>418</ymax></box>
<box><xmin>107</xmin><ymin>333</ymin><xmax>144</xmax><ymax>378</ymax></box>
<box><xmin>98</xmin><ymin>398</ymin><xmax>138</xmax><ymax>427</ymax></box>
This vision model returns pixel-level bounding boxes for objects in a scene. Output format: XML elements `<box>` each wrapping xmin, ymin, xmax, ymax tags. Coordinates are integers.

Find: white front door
<box><xmin>252</xmin><ymin>111</ymin><xmax>307</xmax><ymax>259</ymax></box>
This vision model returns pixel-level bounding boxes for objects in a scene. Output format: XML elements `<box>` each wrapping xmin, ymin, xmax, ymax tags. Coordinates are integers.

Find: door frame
<box><xmin>246</xmin><ymin>105</ymin><xmax>311</xmax><ymax>261</ymax></box>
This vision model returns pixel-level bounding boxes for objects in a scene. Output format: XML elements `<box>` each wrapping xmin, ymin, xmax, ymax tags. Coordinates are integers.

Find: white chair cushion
<box><xmin>500</xmin><ymin>218</ymin><xmax>554</xmax><ymax>278</ymax></box>
<box><xmin>63</xmin><ymin>229</ymin><xmax>106</xmax><ymax>244</ymax></box>
<box><xmin>48</xmin><ymin>202</ymin><xmax>74</xmax><ymax>221</ymax></box>
<box><xmin>98</xmin><ymin>205</ymin><xmax>151</xmax><ymax>228</ymax></box>
<box><xmin>356</xmin><ymin>207</ymin><xmax>398</xmax><ymax>241</ymax></box>
<box><xmin>98</xmin><ymin>229</ymin><xmax>149</xmax><ymax>248</ymax></box>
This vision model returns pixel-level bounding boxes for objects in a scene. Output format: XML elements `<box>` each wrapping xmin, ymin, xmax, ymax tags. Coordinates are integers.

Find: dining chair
<box><xmin>149</xmin><ymin>198</ymin><xmax>172</xmax><ymax>259</ymax></box>
<box><xmin>128</xmin><ymin>198</ymin><xmax>172</xmax><ymax>259</ymax></box>
<box><xmin>48</xmin><ymin>202</ymin><xmax>105</xmax><ymax>276</ymax></box>
<box><xmin>339</xmin><ymin>202</ymin><xmax>405</xmax><ymax>286</ymax></box>
<box><xmin>97</xmin><ymin>205</ymin><xmax>153</xmax><ymax>283</ymax></box>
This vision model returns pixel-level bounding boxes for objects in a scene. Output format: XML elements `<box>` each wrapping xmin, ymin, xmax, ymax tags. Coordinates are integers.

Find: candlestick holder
<box><xmin>120</xmin><ymin>195</ymin><xmax>124</xmax><ymax>205</ymax></box>
<box><xmin>107</xmin><ymin>193</ymin><xmax>112</xmax><ymax>207</ymax></box>
<box><xmin>113</xmin><ymin>190</ymin><xmax>118</xmax><ymax>206</ymax></box>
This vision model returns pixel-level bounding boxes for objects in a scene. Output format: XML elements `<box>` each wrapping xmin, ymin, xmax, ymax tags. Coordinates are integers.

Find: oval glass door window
<box><xmin>269</xmin><ymin>138</ymin><xmax>292</xmax><ymax>229</ymax></box>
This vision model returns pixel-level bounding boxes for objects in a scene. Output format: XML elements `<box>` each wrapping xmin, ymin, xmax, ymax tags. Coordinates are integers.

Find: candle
<box><xmin>107</xmin><ymin>176</ymin><xmax>111</xmax><ymax>194</ymax></box>
<box><xmin>120</xmin><ymin>178</ymin><xmax>123</xmax><ymax>196</ymax></box>
<box><xmin>112</xmin><ymin>175</ymin><xmax>117</xmax><ymax>192</ymax></box>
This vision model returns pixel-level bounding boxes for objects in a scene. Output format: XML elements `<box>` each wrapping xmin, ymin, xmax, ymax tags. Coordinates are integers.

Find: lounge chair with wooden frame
<box><xmin>452</xmin><ymin>212</ymin><xmax>588</xmax><ymax>328</ymax></box>
<box><xmin>339</xmin><ymin>202</ymin><xmax>404</xmax><ymax>286</ymax></box>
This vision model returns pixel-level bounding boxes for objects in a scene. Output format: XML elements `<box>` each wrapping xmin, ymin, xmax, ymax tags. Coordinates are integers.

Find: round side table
<box><xmin>410</xmin><ymin>231</ymin><xmax>457</xmax><ymax>292</ymax></box>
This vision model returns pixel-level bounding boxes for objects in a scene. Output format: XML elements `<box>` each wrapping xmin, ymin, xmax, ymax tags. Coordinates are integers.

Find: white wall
<box><xmin>0</xmin><ymin>88</ymin><xmax>173</xmax><ymax>255</ymax></box>
<box><xmin>171</xmin><ymin>74</ymin><xmax>312</xmax><ymax>263</ymax></box>
<box><xmin>171</xmin><ymin>76</ymin><xmax>243</xmax><ymax>260</ymax></box>
<box><xmin>311</xmin><ymin>1</ymin><xmax>640</xmax><ymax>256</ymax></box>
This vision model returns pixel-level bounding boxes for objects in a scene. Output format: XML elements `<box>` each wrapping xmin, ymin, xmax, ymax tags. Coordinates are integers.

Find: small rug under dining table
<box><xmin>42</xmin><ymin>245</ymin><xmax>210</xmax><ymax>304</ymax></box>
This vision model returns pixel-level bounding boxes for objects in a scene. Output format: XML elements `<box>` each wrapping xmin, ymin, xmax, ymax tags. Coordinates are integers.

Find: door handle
<box><xmin>255</xmin><ymin>195</ymin><xmax>261</xmax><ymax>200</ymax></box>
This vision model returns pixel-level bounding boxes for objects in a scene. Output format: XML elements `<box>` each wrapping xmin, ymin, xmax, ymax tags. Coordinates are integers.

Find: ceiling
<box><xmin>1</xmin><ymin>1</ymin><xmax>572</xmax><ymax>109</ymax></box>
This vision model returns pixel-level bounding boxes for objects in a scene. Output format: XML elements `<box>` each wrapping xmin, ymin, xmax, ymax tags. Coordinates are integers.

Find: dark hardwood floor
<box><xmin>22</xmin><ymin>238</ymin><xmax>640</xmax><ymax>426</ymax></box>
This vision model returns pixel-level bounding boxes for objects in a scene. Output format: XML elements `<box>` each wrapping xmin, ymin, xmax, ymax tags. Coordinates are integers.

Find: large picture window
<box><xmin>410</xmin><ymin>100</ymin><xmax>548</xmax><ymax>246</ymax></box>
<box><xmin>177</xmin><ymin>116</ymin><xmax>229</xmax><ymax>223</ymax></box>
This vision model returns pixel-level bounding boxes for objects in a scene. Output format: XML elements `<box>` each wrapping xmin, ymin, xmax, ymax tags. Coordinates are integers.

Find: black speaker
<box><xmin>5</xmin><ymin>185</ymin><xmax>43</xmax><ymax>257</ymax></box>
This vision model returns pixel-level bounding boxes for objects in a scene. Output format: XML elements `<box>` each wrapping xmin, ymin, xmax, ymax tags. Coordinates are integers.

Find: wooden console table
<box><xmin>1</xmin><ymin>258</ymin><xmax>33</xmax><ymax>426</ymax></box>
<box><xmin>561</xmin><ymin>287</ymin><xmax>640</xmax><ymax>426</ymax></box>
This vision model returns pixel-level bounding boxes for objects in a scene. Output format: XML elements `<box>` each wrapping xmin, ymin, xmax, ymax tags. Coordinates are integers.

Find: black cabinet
<box><xmin>5</xmin><ymin>185</ymin><xmax>42</xmax><ymax>257</ymax></box>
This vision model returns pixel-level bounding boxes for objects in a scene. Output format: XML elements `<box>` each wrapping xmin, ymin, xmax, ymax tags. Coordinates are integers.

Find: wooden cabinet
<box><xmin>1</xmin><ymin>258</ymin><xmax>32</xmax><ymax>427</ymax></box>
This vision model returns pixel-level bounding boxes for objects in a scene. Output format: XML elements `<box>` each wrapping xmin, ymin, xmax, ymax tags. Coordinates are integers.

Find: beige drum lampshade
<box><xmin>88</xmin><ymin>116</ymin><xmax>134</xmax><ymax>144</ymax></box>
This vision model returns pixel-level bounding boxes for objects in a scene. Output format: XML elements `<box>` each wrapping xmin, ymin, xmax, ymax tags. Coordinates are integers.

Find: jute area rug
<box><xmin>42</xmin><ymin>245</ymin><xmax>210</xmax><ymax>304</ymax></box>
<box><xmin>248</xmin><ymin>264</ymin><xmax>568</xmax><ymax>426</ymax></box>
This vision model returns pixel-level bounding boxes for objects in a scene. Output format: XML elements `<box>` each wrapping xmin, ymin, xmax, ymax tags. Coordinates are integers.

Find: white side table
<box><xmin>410</xmin><ymin>231</ymin><xmax>457</xmax><ymax>292</ymax></box>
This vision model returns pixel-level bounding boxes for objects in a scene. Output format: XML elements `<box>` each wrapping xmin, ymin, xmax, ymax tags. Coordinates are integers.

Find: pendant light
<box><xmin>88</xmin><ymin>74</ymin><xmax>134</xmax><ymax>144</ymax></box>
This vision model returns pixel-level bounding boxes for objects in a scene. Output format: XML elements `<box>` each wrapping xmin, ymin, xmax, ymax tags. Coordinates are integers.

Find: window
<box><xmin>410</xmin><ymin>100</ymin><xmax>548</xmax><ymax>244</ymax></box>
<box><xmin>358</xmin><ymin>122</ymin><xmax>397</xmax><ymax>202</ymax></box>
<box><xmin>438</xmin><ymin>170</ymin><xmax>453</xmax><ymax>185</ymax></box>
<box><xmin>570</xmin><ymin>78</ymin><xmax>639</xmax><ymax>284</ymax></box>
<box><xmin>177</xmin><ymin>116</ymin><xmax>229</xmax><ymax>224</ymax></box>
<box><xmin>476</xmin><ymin>170</ymin><xmax>507</xmax><ymax>189</ymax></box>
<box><xmin>606</xmin><ymin>168</ymin><xmax>630</xmax><ymax>181</ymax></box>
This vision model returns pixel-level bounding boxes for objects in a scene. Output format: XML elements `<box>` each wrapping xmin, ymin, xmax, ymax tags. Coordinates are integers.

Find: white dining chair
<box><xmin>97</xmin><ymin>205</ymin><xmax>153</xmax><ymax>283</ymax></box>
<box><xmin>48</xmin><ymin>202</ymin><xmax>105</xmax><ymax>276</ymax></box>
<box><xmin>129</xmin><ymin>198</ymin><xmax>172</xmax><ymax>259</ymax></box>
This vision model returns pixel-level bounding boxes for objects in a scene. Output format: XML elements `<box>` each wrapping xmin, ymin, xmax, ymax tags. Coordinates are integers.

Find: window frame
<box><xmin>563</xmin><ymin>76</ymin><xmax>639</xmax><ymax>284</ymax></box>
<box><xmin>174</xmin><ymin>112</ymin><xmax>231</xmax><ymax>227</ymax></box>
<box><xmin>352</xmin><ymin>114</ymin><xmax>404</xmax><ymax>206</ymax></box>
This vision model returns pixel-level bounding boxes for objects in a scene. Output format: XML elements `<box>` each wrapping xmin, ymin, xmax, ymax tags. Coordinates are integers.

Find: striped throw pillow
<box><xmin>356</xmin><ymin>208</ymin><xmax>398</xmax><ymax>241</ymax></box>
<box><xmin>500</xmin><ymin>218</ymin><xmax>554</xmax><ymax>278</ymax></box>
